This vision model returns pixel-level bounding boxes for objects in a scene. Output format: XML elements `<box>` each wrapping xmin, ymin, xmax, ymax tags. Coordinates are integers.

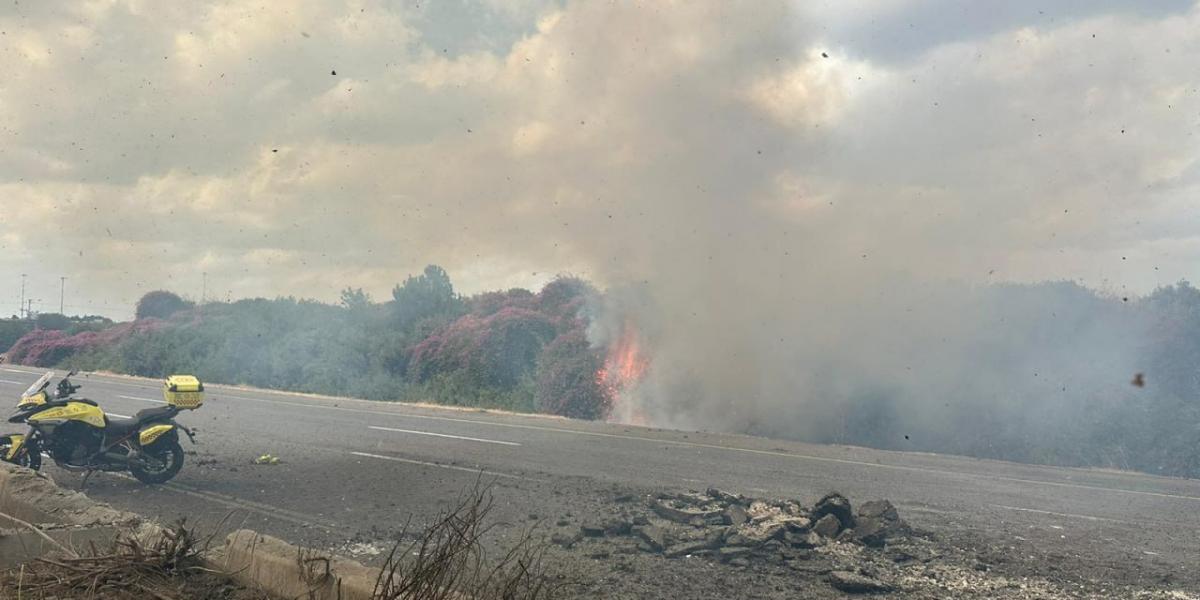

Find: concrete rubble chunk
<box><xmin>827</xmin><ymin>570</ymin><xmax>894</xmax><ymax>594</ymax></box>
<box><xmin>726</xmin><ymin>523</ymin><xmax>784</xmax><ymax>547</ymax></box>
<box><xmin>604</xmin><ymin>519</ymin><xmax>633</xmax><ymax>536</ymax></box>
<box><xmin>652</xmin><ymin>498</ymin><xmax>723</xmax><ymax>525</ymax></box>
<box><xmin>812</xmin><ymin>513</ymin><xmax>842</xmax><ymax>539</ymax></box>
<box><xmin>580</xmin><ymin>523</ymin><xmax>606</xmax><ymax>537</ymax></box>
<box><xmin>857</xmin><ymin>499</ymin><xmax>899</xmax><ymax>522</ymax></box>
<box><xmin>664</xmin><ymin>538</ymin><xmax>718</xmax><ymax>558</ymax></box>
<box><xmin>783</xmin><ymin>516</ymin><xmax>811</xmax><ymax>532</ymax></box>
<box><xmin>552</xmin><ymin>531</ymin><xmax>583</xmax><ymax>548</ymax></box>
<box><xmin>723</xmin><ymin>504</ymin><xmax>749</xmax><ymax>526</ymax></box>
<box><xmin>706</xmin><ymin>487</ymin><xmax>745</xmax><ymax>504</ymax></box>
<box><xmin>784</xmin><ymin>529</ymin><xmax>823</xmax><ymax>549</ymax></box>
<box><xmin>851</xmin><ymin>499</ymin><xmax>908</xmax><ymax>548</ymax></box>
<box><xmin>813</xmin><ymin>492</ymin><xmax>855</xmax><ymax>529</ymax></box>
<box><xmin>718</xmin><ymin>546</ymin><xmax>753</xmax><ymax>561</ymax></box>
<box><xmin>635</xmin><ymin>525</ymin><xmax>666</xmax><ymax>552</ymax></box>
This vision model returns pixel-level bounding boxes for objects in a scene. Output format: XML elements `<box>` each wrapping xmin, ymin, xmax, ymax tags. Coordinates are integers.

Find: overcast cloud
<box><xmin>2</xmin><ymin>0</ymin><xmax>1198</xmax><ymax>320</ymax></box>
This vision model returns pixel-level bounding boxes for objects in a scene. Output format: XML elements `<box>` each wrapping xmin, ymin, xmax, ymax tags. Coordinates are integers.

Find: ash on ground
<box><xmin>554</xmin><ymin>489</ymin><xmax>907</xmax><ymax>594</ymax></box>
<box><xmin>541</xmin><ymin>487</ymin><xmax>1197</xmax><ymax>599</ymax></box>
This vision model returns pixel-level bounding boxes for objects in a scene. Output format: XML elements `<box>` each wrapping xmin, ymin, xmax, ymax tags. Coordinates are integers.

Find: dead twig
<box><xmin>0</xmin><ymin>510</ymin><xmax>77</xmax><ymax>557</ymax></box>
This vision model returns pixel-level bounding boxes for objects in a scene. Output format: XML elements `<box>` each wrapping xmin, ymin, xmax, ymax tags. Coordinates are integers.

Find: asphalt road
<box><xmin>2</xmin><ymin>364</ymin><xmax>1198</xmax><ymax>592</ymax></box>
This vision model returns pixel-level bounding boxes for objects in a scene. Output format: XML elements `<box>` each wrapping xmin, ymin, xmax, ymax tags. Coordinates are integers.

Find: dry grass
<box><xmin>372</xmin><ymin>481</ymin><xmax>571</xmax><ymax>600</ymax></box>
<box><xmin>0</xmin><ymin>520</ymin><xmax>239</xmax><ymax>600</ymax></box>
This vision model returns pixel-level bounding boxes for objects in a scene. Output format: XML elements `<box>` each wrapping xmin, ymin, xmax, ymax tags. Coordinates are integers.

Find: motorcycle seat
<box><xmin>134</xmin><ymin>406</ymin><xmax>176</xmax><ymax>422</ymax></box>
<box><xmin>104</xmin><ymin>416</ymin><xmax>141</xmax><ymax>438</ymax></box>
<box><xmin>104</xmin><ymin>406</ymin><xmax>177</xmax><ymax>438</ymax></box>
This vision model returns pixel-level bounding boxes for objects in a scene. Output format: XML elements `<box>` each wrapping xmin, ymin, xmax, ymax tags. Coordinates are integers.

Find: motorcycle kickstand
<box><xmin>80</xmin><ymin>468</ymin><xmax>96</xmax><ymax>490</ymax></box>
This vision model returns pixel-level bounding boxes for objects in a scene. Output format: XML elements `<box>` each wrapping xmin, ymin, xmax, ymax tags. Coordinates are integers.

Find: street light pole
<box><xmin>19</xmin><ymin>274</ymin><xmax>26</xmax><ymax>319</ymax></box>
<box><xmin>60</xmin><ymin>277</ymin><xmax>67</xmax><ymax>315</ymax></box>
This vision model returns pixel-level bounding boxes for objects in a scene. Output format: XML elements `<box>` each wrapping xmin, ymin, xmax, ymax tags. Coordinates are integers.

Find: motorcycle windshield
<box><xmin>21</xmin><ymin>372</ymin><xmax>53</xmax><ymax>400</ymax></box>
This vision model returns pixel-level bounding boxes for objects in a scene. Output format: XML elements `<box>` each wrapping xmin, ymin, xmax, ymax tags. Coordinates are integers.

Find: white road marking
<box><xmin>367</xmin><ymin>425</ymin><xmax>520</xmax><ymax>446</ymax></box>
<box><xmin>106</xmin><ymin>412</ymin><xmax>132</xmax><ymax>419</ymax></box>
<box><xmin>213</xmin><ymin>393</ymin><xmax>1200</xmax><ymax>504</ymax></box>
<box><xmin>119</xmin><ymin>395</ymin><xmax>166</xmax><ymax>404</ymax></box>
<box><xmin>0</xmin><ymin>379</ymin><xmax>25</xmax><ymax>384</ymax></box>
<box><xmin>991</xmin><ymin>504</ymin><xmax>1128</xmax><ymax>524</ymax></box>
<box><xmin>106</xmin><ymin>473</ymin><xmax>337</xmax><ymax>530</ymax></box>
<box><xmin>69</xmin><ymin>370</ymin><xmax>1200</xmax><ymax>505</ymax></box>
<box><xmin>2</xmin><ymin>368</ymin><xmax>30</xmax><ymax>374</ymax></box>
<box><xmin>349</xmin><ymin>451</ymin><xmax>538</xmax><ymax>481</ymax></box>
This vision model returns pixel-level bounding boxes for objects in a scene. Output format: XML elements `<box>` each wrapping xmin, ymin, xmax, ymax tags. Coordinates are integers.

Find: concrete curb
<box><xmin>208</xmin><ymin>529</ymin><xmax>382</xmax><ymax>600</ymax></box>
<box><xmin>0</xmin><ymin>462</ymin><xmax>384</xmax><ymax>600</ymax></box>
<box><xmin>0</xmin><ymin>463</ymin><xmax>142</xmax><ymax>527</ymax></box>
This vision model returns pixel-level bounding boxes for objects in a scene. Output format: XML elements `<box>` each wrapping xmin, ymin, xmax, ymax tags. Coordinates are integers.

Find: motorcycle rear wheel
<box><xmin>130</xmin><ymin>439</ymin><xmax>183</xmax><ymax>484</ymax></box>
<box><xmin>0</xmin><ymin>436</ymin><xmax>40</xmax><ymax>471</ymax></box>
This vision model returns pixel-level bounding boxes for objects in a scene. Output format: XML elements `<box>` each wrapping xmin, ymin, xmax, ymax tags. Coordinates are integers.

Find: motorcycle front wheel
<box><xmin>0</xmin><ymin>435</ymin><xmax>40</xmax><ymax>471</ymax></box>
<box><xmin>130</xmin><ymin>439</ymin><xmax>183</xmax><ymax>484</ymax></box>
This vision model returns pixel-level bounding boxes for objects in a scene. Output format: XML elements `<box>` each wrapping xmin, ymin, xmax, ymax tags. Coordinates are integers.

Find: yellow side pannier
<box><xmin>163</xmin><ymin>375</ymin><xmax>204</xmax><ymax>409</ymax></box>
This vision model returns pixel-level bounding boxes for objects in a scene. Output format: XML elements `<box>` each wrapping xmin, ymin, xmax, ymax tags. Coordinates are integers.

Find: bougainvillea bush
<box><xmin>1</xmin><ymin>271</ymin><xmax>612</xmax><ymax>418</ymax></box>
<box><xmin>6</xmin><ymin>320</ymin><xmax>166</xmax><ymax>367</ymax></box>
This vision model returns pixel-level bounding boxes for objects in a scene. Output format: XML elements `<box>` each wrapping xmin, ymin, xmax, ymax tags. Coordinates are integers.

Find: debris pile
<box><xmin>561</xmin><ymin>488</ymin><xmax>909</xmax><ymax>569</ymax></box>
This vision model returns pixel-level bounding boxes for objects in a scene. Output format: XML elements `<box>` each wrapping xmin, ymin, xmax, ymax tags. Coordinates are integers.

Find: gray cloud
<box><xmin>1</xmin><ymin>1</ymin><xmax>1199</xmax><ymax>433</ymax></box>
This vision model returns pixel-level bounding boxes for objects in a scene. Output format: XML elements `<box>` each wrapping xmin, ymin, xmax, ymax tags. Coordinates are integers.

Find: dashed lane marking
<box><xmin>349</xmin><ymin>451</ymin><xmax>540</xmax><ymax>481</ymax></box>
<box><xmin>119</xmin><ymin>395</ymin><xmax>167</xmax><ymax>404</ymax></box>
<box><xmin>212</xmin><ymin>394</ymin><xmax>1200</xmax><ymax>505</ymax></box>
<box><xmin>367</xmin><ymin>425</ymin><xmax>520</xmax><ymax>446</ymax></box>
<box><xmin>106</xmin><ymin>413</ymin><xmax>131</xmax><ymax>419</ymax></box>
<box><xmin>0</xmin><ymin>379</ymin><xmax>25</xmax><ymax>385</ymax></box>
<box><xmin>991</xmin><ymin>504</ymin><xmax>1130</xmax><ymax>524</ymax></box>
<box><xmin>107</xmin><ymin>473</ymin><xmax>337</xmax><ymax>531</ymax></box>
<box><xmin>44</xmin><ymin>369</ymin><xmax>1200</xmax><ymax>505</ymax></box>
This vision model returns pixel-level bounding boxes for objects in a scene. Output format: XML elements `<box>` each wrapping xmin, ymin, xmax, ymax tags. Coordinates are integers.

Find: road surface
<box><xmin>1</xmin><ymin>364</ymin><xmax>1197</xmax><ymax>595</ymax></box>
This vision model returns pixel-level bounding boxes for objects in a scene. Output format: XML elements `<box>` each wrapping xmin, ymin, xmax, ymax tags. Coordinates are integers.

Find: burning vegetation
<box><xmin>595</xmin><ymin>320</ymin><xmax>651</xmax><ymax>425</ymax></box>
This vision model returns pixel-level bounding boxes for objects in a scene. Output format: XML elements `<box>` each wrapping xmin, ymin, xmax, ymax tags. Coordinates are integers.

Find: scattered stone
<box><xmin>652</xmin><ymin>499</ymin><xmax>723</xmax><ymax>525</ymax></box>
<box><xmin>726</xmin><ymin>523</ymin><xmax>784</xmax><ymax>547</ymax></box>
<box><xmin>718</xmin><ymin>546</ymin><xmax>752</xmax><ymax>562</ymax></box>
<box><xmin>604</xmin><ymin>519</ymin><xmax>633</xmax><ymax>536</ymax></box>
<box><xmin>728</xmin><ymin>557</ymin><xmax>750</xmax><ymax>568</ymax></box>
<box><xmin>706</xmin><ymin>487</ymin><xmax>744</xmax><ymax>504</ymax></box>
<box><xmin>581</xmin><ymin>523</ymin><xmax>606</xmax><ymax>538</ymax></box>
<box><xmin>785</xmin><ymin>529</ymin><xmax>823</xmax><ymax>548</ymax></box>
<box><xmin>664</xmin><ymin>540</ymin><xmax>715</xmax><ymax>558</ymax></box>
<box><xmin>783</xmin><ymin>516</ymin><xmax>811</xmax><ymax>532</ymax></box>
<box><xmin>636</xmin><ymin>525</ymin><xmax>666</xmax><ymax>552</ymax></box>
<box><xmin>723</xmin><ymin>504</ymin><xmax>749</xmax><ymax>526</ymax></box>
<box><xmin>851</xmin><ymin>500</ymin><xmax>908</xmax><ymax>547</ymax></box>
<box><xmin>551</xmin><ymin>531</ymin><xmax>583</xmax><ymax>549</ymax></box>
<box><xmin>827</xmin><ymin>570</ymin><xmax>893</xmax><ymax>594</ymax></box>
<box><xmin>813</xmin><ymin>513</ymin><xmax>842</xmax><ymax>539</ymax></box>
<box><xmin>858</xmin><ymin>500</ymin><xmax>899</xmax><ymax>521</ymax></box>
<box><xmin>813</xmin><ymin>492</ymin><xmax>855</xmax><ymax>529</ymax></box>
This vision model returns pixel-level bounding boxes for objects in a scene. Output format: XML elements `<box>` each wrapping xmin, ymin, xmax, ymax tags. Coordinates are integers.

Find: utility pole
<box><xmin>19</xmin><ymin>274</ymin><xmax>26</xmax><ymax>319</ymax></box>
<box><xmin>60</xmin><ymin>277</ymin><xmax>67</xmax><ymax>315</ymax></box>
<box><xmin>26</xmin><ymin>299</ymin><xmax>35</xmax><ymax>319</ymax></box>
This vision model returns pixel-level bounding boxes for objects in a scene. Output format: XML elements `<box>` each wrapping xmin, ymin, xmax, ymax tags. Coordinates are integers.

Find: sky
<box><xmin>2</xmin><ymin>0</ymin><xmax>1199</xmax><ymax>320</ymax></box>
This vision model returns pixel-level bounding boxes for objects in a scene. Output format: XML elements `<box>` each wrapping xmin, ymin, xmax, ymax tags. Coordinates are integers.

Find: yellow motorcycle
<box><xmin>0</xmin><ymin>371</ymin><xmax>202</xmax><ymax>484</ymax></box>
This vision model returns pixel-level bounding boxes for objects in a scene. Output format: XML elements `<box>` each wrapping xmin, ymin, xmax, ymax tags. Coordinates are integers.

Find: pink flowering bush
<box><xmin>6</xmin><ymin>319</ymin><xmax>166</xmax><ymax>367</ymax></box>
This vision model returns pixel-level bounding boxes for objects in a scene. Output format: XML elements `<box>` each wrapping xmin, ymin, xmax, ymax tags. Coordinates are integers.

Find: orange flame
<box><xmin>597</xmin><ymin>320</ymin><xmax>650</xmax><ymax>425</ymax></box>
